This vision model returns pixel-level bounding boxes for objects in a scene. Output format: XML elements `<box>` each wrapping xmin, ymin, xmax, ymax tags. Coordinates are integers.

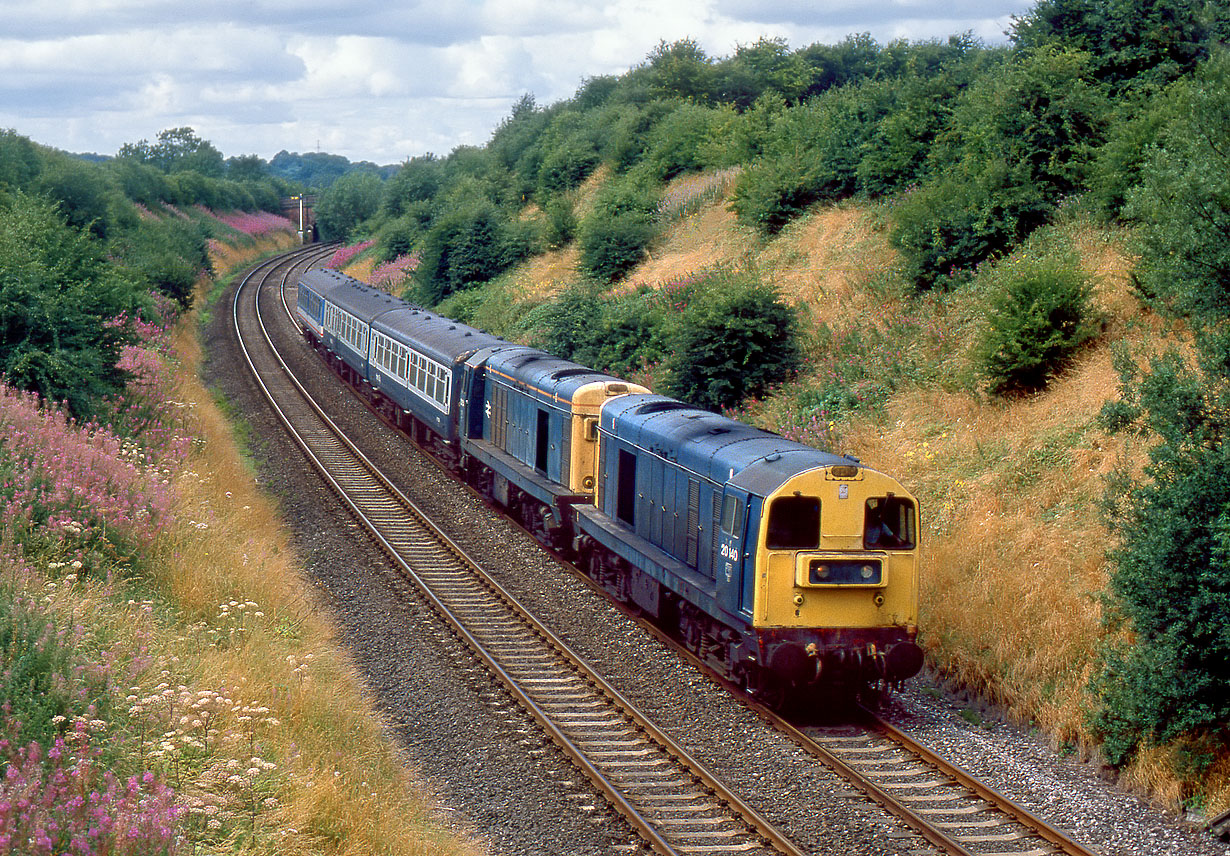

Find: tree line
<box><xmin>0</xmin><ymin>126</ymin><xmax>296</xmax><ymax>420</ymax></box>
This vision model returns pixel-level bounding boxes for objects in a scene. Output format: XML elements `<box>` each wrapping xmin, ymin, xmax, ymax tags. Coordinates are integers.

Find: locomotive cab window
<box><xmin>720</xmin><ymin>495</ymin><xmax>743</xmax><ymax>536</ymax></box>
<box><xmin>766</xmin><ymin>496</ymin><xmax>820</xmax><ymax>550</ymax></box>
<box><xmin>864</xmin><ymin>496</ymin><xmax>916</xmax><ymax>550</ymax></box>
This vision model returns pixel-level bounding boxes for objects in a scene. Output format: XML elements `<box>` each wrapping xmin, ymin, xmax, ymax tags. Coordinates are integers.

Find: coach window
<box><xmin>766</xmin><ymin>496</ymin><xmax>820</xmax><ymax>550</ymax></box>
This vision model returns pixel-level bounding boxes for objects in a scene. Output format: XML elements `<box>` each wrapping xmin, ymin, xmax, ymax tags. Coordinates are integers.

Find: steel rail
<box><xmin>255</xmin><ymin>250</ymin><xmax>1100</xmax><ymax>856</ymax></box>
<box><xmin>230</xmin><ymin>249</ymin><xmax>809</xmax><ymax>856</ymax></box>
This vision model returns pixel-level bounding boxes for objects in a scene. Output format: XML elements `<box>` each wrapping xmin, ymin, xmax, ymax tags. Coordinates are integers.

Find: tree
<box><xmin>118</xmin><ymin>127</ymin><xmax>225</xmax><ymax>176</ymax></box>
<box><xmin>413</xmin><ymin>199</ymin><xmax>520</xmax><ymax>304</ymax></box>
<box><xmin>662</xmin><ymin>276</ymin><xmax>800</xmax><ymax>411</ymax></box>
<box><xmin>0</xmin><ymin>193</ymin><xmax>142</xmax><ymax>418</ymax></box>
<box><xmin>383</xmin><ymin>154</ymin><xmax>443</xmax><ymax>219</ymax></box>
<box><xmin>1010</xmin><ymin>0</ymin><xmax>1213</xmax><ymax>90</ymax></box>
<box><xmin>1092</xmin><ymin>49</ymin><xmax>1230</xmax><ymax>769</ymax></box>
<box><xmin>889</xmin><ymin>46</ymin><xmax>1108</xmax><ymax>288</ymax></box>
<box><xmin>1095</xmin><ymin>339</ymin><xmax>1230</xmax><ymax>766</ymax></box>
<box><xmin>645</xmin><ymin>39</ymin><xmax>715</xmax><ymax>102</ymax></box>
<box><xmin>226</xmin><ymin>154</ymin><xmax>269</xmax><ymax>182</ymax></box>
<box><xmin>1126</xmin><ymin>49</ymin><xmax>1230</xmax><ymax>319</ymax></box>
<box><xmin>314</xmin><ymin>172</ymin><xmax>382</xmax><ymax>242</ymax></box>
<box><xmin>730</xmin><ymin>37</ymin><xmax>811</xmax><ymax>104</ymax></box>
<box><xmin>0</xmin><ymin>130</ymin><xmax>43</xmax><ymax>192</ymax></box>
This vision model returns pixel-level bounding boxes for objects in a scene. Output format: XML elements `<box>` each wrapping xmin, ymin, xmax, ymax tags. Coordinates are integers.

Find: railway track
<box><xmin>796</xmin><ymin>713</ymin><xmax>1098</xmax><ymax>856</ymax></box>
<box><xmin>232</xmin><ymin>246</ymin><xmax>808</xmax><ymax>856</ymax></box>
<box><xmin>229</xmin><ymin>246</ymin><xmax>1102</xmax><ymax>856</ymax></box>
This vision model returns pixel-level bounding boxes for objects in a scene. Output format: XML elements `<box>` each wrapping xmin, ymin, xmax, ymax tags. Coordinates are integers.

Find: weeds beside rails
<box><xmin>0</xmin><ymin>259</ymin><xmax>472</xmax><ymax>853</ymax></box>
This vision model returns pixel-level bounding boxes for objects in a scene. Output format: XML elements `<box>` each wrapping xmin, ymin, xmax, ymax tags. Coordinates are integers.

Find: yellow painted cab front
<box><xmin>750</xmin><ymin>464</ymin><xmax>921</xmax><ymax>687</ymax></box>
<box><xmin>754</xmin><ymin>465</ymin><xmax>918</xmax><ymax>631</ymax></box>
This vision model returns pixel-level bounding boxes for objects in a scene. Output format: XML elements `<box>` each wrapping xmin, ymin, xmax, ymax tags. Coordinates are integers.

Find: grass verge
<box><xmin>0</xmin><ymin>234</ymin><xmax>475</xmax><ymax>855</ymax></box>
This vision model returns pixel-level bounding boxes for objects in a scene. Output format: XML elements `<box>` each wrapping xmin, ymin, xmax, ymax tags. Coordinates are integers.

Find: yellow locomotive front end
<box><xmin>750</xmin><ymin>463</ymin><xmax>923</xmax><ymax>694</ymax></box>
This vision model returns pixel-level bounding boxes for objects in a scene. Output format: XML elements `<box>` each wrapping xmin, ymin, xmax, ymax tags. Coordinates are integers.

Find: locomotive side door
<box><xmin>716</xmin><ymin>487</ymin><xmax>752</xmax><ymax>614</ymax></box>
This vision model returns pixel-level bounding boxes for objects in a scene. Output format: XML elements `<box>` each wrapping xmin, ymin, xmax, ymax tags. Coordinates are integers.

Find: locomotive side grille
<box><xmin>685</xmin><ymin>478</ymin><xmax>700</xmax><ymax>568</ymax></box>
<box><xmin>710</xmin><ymin>491</ymin><xmax>723</xmax><ymax>578</ymax></box>
<box><xmin>493</xmin><ymin>385</ymin><xmax>508</xmax><ymax>450</ymax></box>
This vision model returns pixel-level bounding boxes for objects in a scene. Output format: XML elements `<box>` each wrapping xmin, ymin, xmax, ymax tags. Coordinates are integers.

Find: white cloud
<box><xmin>0</xmin><ymin>0</ymin><xmax>1036</xmax><ymax>163</ymax></box>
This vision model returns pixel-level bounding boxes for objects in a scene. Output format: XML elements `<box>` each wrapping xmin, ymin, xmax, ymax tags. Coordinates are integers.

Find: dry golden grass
<box><xmin>625</xmin><ymin>174</ymin><xmax>752</xmax><ymax>287</ymax></box>
<box><xmin>481</xmin><ymin>167</ymin><xmax>1221</xmax><ymax>808</ymax></box>
<box><xmin>631</xmin><ymin>204</ymin><xmax>747</xmax><ymax>285</ymax></box>
<box><xmin>504</xmin><ymin>244</ymin><xmax>582</xmax><ymax>300</ymax></box>
<box><xmin>344</xmin><ymin>255</ymin><xmax>376</xmax><ymax>282</ymax></box>
<box><xmin>760</xmin><ymin>204</ymin><xmax>892</xmax><ymax>308</ymax></box>
<box><xmin>571</xmin><ymin>165</ymin><xmax>612</xmax><ymax>222</ymax></box>
<box><xmin>143</xmin><ymin>247</ymin><xmax>479</xmax><ymax>854</ymax></box>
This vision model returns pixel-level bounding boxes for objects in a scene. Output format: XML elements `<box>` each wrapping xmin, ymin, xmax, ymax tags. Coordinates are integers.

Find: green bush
<box><xmin>578</xmin><ymin>212</ymin><xmax>656</xmax><ymax>282</ymax></box>
<box><xmin>1089</xmin><ymin>50</ymin><xmax>1230</xmax><ymax>768</ymax></box>
<box><xmin>889</xmin><ymin>163</ymin><xmax>1051</xmax><ymax>289</ymax></box>
<box><xmin>1094</xmin><ymin>341</ymin><xmax>1230</xmax><ymax>765</ymax></box>
<box><xmin>542</xmin><ymin>196</ymin><xmax>577</xmax><ymax>248</ymax></box>
<box><xmin>975</xmin><ymin>249</ymin><xmax>1099</xmax><ymax>395</ymax></box>
<box><xmin>523</xmin><ymin>280</ymin><xmax>607</xmax><ymax>360</ymax></box>
<box><xmin>0</xmin><ymin>192</ymin><xmax>144</xmax><ymax>419</ymax></box>
<box><xmin>1126</xmin><ymin>50</ymin><xmax>1230</xmax><ymax>320</ymax></box>
<box><xmin>730</xmin><ymin>151</ymin><xmax>824</xmax><ymax>235</ymax></box>
<box><xmin>662</xmin><ymin>274</ymin><xmax>801</xmax><ymax>411</ymax></box>
<box><xmin>112</xmin><ymin>215</ymin><xmax>212</xmax><ymax>307</ymax></box>
<box><xmin>576</xmin><ymin>174</ymin><xmax>661</xmax><ymax>282</ymax></box>
<box><xmin>730</xmin><ymin>82</ymin><xmax>888</xmax><ymax>233</ymax></box>
<box><xmin>382</xmin><ymin>155</ymin><xmax>444</xmax><ymax>219</ymax></box>
<box><xmin>376</xmin><ymin>213</ymin><xmax>425</xmax><ymax>262</ymax></box>
<box><xmin>412</xmin><ymin>199</ymin><xmax>531</xmax><ymax>305</ymax></box>
<box><xmin>640</xmin><ymin>102</ymin><xmax>717</xmax><ymax>181</ymax></box>
<box><xmin>535</xmin><ymin>113</ymin><xmax>602</xmax><ymax>198</ymax></box>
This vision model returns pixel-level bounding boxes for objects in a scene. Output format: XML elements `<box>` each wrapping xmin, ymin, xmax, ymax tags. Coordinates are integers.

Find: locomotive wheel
<box><xmin>750</xmin><ymin>669</ymin><xmax>789</xmax><ymax>711</ymax></box>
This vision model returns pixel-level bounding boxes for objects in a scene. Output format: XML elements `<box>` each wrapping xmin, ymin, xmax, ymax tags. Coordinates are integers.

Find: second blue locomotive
<box><xmin>296</xmin><ymin>268</ymin><xmax>923</xmax><ymax>706</ymax></box>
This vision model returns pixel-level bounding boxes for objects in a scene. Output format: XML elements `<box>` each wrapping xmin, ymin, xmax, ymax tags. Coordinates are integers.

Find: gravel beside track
<box><xmin>203</xmin><ymin>260</ymin><xmax>1230</xmax><ymax>856</ymax></box>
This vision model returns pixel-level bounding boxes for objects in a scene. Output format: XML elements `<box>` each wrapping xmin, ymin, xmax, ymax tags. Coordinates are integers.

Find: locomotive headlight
<box><xmin>861</xmin><ymin>564</ymin><xmax>875</xmax><ymax>580</ymax></box>
<box><xmin>814</xmin><ymin>564</ymin><xmax>829</xmax><ymax>579</ymax></box>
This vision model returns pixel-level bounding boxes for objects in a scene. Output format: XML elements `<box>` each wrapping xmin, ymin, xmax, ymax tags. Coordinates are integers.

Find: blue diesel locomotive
<box><xmin>296</xmin><ymin>269</ymin><xmax>923</xmax><ymax>705</ymax></box>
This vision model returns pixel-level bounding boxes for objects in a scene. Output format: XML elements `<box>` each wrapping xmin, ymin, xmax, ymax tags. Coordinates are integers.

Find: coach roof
<box><xmin>372</xmin><ymin>307</ymin><xmax>509</xmax><ymax>364</ymax></box>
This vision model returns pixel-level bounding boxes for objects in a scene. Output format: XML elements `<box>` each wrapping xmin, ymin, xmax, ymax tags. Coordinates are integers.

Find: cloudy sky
<box><xmin>1</xmin><ymin>1</ymin><xmax>1034</xmax><ymax>165</ymax></box>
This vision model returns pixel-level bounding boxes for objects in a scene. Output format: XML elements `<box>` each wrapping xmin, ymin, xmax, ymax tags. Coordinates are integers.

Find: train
<box><xmin>295</xmin><ymin>267</ymin><xmax>923</xmax><ymax>707</ymax></box>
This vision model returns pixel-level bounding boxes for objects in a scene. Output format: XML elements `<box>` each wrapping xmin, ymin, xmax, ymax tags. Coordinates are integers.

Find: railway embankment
<box><xmin>356</xmin><ymin>166</ymin><xmax>1221</xmax><ymax>816</ymax></box>
<box><xmin>0</xmin><ymin>231</ymin><xmax>477</xmax><ymax>855</ymax></box>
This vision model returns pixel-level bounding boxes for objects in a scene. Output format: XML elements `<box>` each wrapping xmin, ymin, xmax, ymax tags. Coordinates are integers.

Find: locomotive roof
<box><xmin>485</xmin><ymin>348</ymin><xmax>631</xmax><ymax>403</ymax></box>
<box><xmin>601</xmin><ymin>394</ymin><xmax>854</xmax><ymax>492</ymax></box>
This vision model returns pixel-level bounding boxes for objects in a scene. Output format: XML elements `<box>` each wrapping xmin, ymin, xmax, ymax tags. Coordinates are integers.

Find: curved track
<box><xmin>229</xmin><ymin>246</ymin><xmax>1102</xmax><ymax>856</ymax></box>
<box><xmin>232</xmin><ymin>246</ymin><xmax>808</xmax><ymax>856</ymax></box>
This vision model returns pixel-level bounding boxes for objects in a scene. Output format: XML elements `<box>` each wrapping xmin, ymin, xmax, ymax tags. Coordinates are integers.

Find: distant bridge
<box><xmin>280</xmin><ymin>195</ymin><xmax>318</xmax><ymax>242</ymax></box>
